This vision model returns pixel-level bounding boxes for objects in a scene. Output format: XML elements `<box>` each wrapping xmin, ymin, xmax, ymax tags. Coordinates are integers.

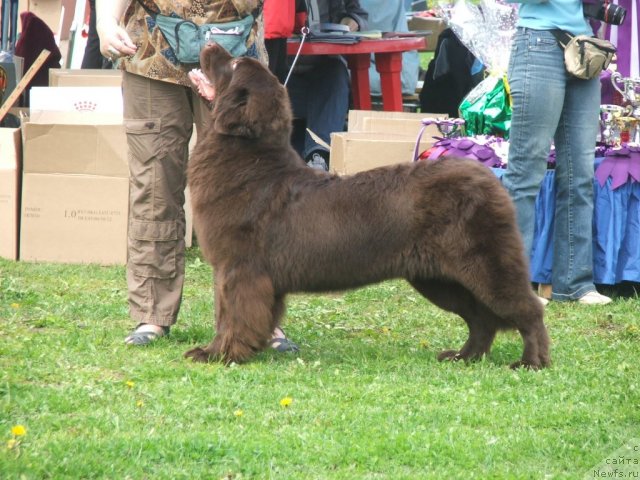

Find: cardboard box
<box><xmin>49</xmin><ymin>69</ymin><xmax>123</xmax><ymax>87</ymax></box>
<box><xmin>22</xmin><ymin>122</ymin><xmax>128</xmax><ymax>176</ymax></box>
<box><xmin>0</xmin><ymin>127</ymin><xmax>22</xmax><ymax>260</ymax></box>
<box><xmin>347</xmin><ymin>109</ymin><xmax>446</xmax><ymax>132</ymax></box>
<box><xmin>329</xmin><ymin>131</ymin><xmax>436</xmax><ymax>175</ymax></box>
<box><xmin>30</xmin><ymin>86</ymin><xmax>123</xmax><ymax>117</ymax></box>
<box><xmin>407</xmin><ymin>16</ymin><xmax>447</xmax><ymax>52</ymax></box>
<box><xmin>20</xmin><ymin>174</ymin><xmax>129</xmax><ymax>264</ymax></box>
<box><xmin>20</xmin><ymin>107</ymin><xmax>130</xmax><ymax>265</ymax></box>
<box><xmin>20</xmin><ymin>104</ymin><xmax>194</xmax><ymax>263</ymax></box>
<box><xmin>361</xmin><ymin>117</ymin><xmax>444</xmax><ymax>139</ymax></box>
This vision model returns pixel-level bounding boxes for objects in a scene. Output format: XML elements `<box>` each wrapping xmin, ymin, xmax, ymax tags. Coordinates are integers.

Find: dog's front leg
<box><xmin>184</xmin><ymin>265</ymin><xmax>276</xmax><ymax>364</ymax></box>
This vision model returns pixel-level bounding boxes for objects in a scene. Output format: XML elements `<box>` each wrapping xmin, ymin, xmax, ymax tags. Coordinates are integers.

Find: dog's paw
<box><xmin>509</xmin><ymin>359</ymin><xmax>543</xmax><ymax>370</ymax></box>
<box><xmin>184</xmin><ymin>346</ymin><xmax>219</xmax><ymax>363</ymax></box>
<box><xmin>437</xmin><ymin>350</ymin><xmax>463</xmax><ymax>362</ymax></box>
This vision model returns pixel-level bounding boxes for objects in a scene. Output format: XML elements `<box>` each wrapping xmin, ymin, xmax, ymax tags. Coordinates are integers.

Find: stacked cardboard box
<box><xmin>49</xmin><ymin>68</ymin><xmax>122</xmax><ymax>87</ymax></box>
<box><xmin>329</xmin><ymin>110</ymin><xmax>447</xmax><ymax>175</ymax></box>
<box><xmin>0</xmin><ymin>123</ymin><xmax>22</xmax><ymax>260</ymax></box>
<box><xmin>407</xmin><ymin>16</ymin><xmax>447</xmax><ymax>52</ymax></box>
<box><xmin>19</xmin><ymin>85</ymin><xmax>129</xmax><ymax>264</ymax></box>
<box><xmin>20</xmin><ymin>90</ymin><xmax>129</xmax><ymax>265</ymax></box>
<box><xmin>17</xmin><ymin>75</ymin><xmax>194</xmax><ymax>265</ymax></box>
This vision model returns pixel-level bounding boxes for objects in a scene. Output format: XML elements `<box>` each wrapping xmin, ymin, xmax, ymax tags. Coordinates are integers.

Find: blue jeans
<box><xmin>287</xmin><ymin>56</ymin><xmax>350</xmax><ymax>159</ymax></box>
<box><xmin>502</xmin><ymin>28</ymin><xmax>601</xmax><ymax>301</ymax></box>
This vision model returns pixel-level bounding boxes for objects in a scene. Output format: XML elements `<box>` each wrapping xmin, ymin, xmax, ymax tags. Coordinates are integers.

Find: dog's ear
<box><xmin>212</xmin><ymin>85</ymin><xmax>259</xmax><ymax>138</ymax></box>
<box><xmin>212</xmin><ymin>60</ymin><xmax>291</xmax><ymax>139</ymax></box>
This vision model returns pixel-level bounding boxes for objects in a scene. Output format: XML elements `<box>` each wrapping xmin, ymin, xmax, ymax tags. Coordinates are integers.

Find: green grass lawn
<box><xmin>1</xmin><ymin>248</ymin><xmax>639</xmax><ymax>479</ymax></box>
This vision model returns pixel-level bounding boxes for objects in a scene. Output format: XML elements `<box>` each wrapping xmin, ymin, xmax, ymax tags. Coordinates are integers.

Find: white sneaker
<box><xmin>578</xmin><ymin>291</ymin><xmax>612</xmax><ymax>305</ymax></box>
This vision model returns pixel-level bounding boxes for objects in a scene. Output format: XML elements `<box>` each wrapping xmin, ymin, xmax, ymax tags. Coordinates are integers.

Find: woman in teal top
<box><xmin>501</xmin><ymin>0</ymin><xmax>612</xmax><ymax>304</ymax></box>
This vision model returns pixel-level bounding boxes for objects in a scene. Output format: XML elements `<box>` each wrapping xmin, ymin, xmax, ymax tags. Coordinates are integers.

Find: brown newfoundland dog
<box><xmin>185</xmin><ymin>44</ymin><xmax>550</xmax><ymax>369</ymax></box>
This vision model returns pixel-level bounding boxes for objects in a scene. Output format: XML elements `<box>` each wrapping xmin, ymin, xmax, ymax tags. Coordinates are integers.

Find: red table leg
<box><xmin>345</xmin><ymin>53</ymin><xmax>372</xmax><ymax>110</ymax></box>
<box><xmin>374</xmin><ymin>52</ymin><xmax>404</xmax><ymax>112</ymax></box>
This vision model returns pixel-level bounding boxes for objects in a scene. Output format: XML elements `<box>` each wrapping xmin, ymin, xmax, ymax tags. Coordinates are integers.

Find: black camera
<box><xmin>583</xmin><ymin>0</ymin><xmax>626</xmax><ymax>26</ymax></box>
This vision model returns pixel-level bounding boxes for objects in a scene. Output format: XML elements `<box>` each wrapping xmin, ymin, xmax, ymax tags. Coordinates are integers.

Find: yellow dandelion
<box><xmin>136</xmin><ymin>400</ymin><xmax>144</xmax><ymax>408</ymax></box>
<box><xmin>233</xmin><ymin>409</ymin><xmax>244</xmax><ymax>417</ymax></box>
<box><xmin>11</xmin><ymin>425</ymin><xmax>26</xmax><ymax>437</ymax></box>
<box><xmin>381</xmin><ymin>327</ymin><xmax>390</xmax><ymax>334</ymax></box>
<box><xmin>6</xmin><ymin>439</ymin><xmax>17</xmax><ymax>450</ymax></box>
<box><xmin>419</xmin><ymin>340</ymin><xmax>429</xmax><ymax>349</ymax></box>
<box><xmin>279</xmin><ymin>396</ymin><xmax>293</xmax><ymax>408</ymax></box>
<box><xmin>10</xmin><ymin>303</ymin><xmax>20</xmax><ymax>309</ymax></box>
<box><xmin>125</xmin><ymin>380</ymin><xmax>135</xmax><ymax>389</ymax></box>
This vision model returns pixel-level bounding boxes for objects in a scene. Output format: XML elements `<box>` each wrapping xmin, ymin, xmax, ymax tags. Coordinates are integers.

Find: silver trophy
<box><xmin>435</xmin><ymin>118</ymin><xmax>466</xmax><ymax>138</ymax></box>
<box><xmin>611</xmin><ymin>72</ymin><xmax>640</xmax><ymax>119</ymax></box>
<box><xmin>619</xmin><ymin>116</ymin><xmax>640</xmax><ymax>145</ymax></box>
<box><xmin>599</xmin><ymin>104</ymin><xmax>625</xmax><ymax>146</ymax></box>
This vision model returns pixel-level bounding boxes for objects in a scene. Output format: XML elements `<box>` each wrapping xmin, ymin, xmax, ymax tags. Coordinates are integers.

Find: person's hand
<box><xmin>188</xmin><ymin>69</ymin><xmax>216</xmax><ymax>102</ymax></box>
<box><xmin>340</xmin><ymin>17</ymin><xmax>359</xmax><ymax>32</ymax></box>
<box><xmin>97</xmin><ymin>17</ymin><xmax>137</xmax><ymax>61</ymax></box>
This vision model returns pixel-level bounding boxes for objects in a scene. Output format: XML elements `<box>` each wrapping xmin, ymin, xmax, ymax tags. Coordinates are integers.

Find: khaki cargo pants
<box><xmin>122</xmin><ymin>72</ymin><xmax>210</xmax><ymax>327</ymax></box>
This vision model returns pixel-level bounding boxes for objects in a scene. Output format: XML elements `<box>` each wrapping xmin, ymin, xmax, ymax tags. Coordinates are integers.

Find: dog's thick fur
<box><xmin>186</xmin><ymin>44</ymin><xmax>550</xmax><ymax>369</ymax></box>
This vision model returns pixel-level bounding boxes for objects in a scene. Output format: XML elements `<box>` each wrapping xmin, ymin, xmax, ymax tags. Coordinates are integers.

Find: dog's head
<box><xmin>199</xmin><ymin>43</ymin><xmax>292</xmax><ymax>141</ymax></box>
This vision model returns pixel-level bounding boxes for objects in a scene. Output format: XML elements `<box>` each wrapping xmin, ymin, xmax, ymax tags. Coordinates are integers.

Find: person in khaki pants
<box><xmin>96</xmin><ymin>0</ymin><xmax>298</xmax><ymax>352</ymax></box>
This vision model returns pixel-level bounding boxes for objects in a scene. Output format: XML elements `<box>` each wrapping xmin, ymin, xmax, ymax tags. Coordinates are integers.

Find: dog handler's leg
<box><xmin>185</xmin><ymin>265</ymin><xmax>276</xmax><ymax>363</ymax></box>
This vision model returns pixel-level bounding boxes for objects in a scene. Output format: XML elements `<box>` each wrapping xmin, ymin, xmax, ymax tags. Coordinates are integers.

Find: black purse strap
<box><xmin>136</xmin><ymin>0</ymin><xmax>160</xmax><ymax>18</ymax></box>
<box><xmin>551</xmin><ymin>29</ymin><xmax>573</xmax><ymax>48</ymax></box>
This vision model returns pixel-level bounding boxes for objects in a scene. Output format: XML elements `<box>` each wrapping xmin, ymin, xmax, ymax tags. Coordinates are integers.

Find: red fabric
<box><xmin>294</xmin><ymin>12</ymin><xmax>308</xmax><ymax>33</ymax></box>
<box><xmin>264</xmin><ymin>0</ymin><xmax>296</xmax><ymax>39</ymax></box>
<box><xmin>15</xmin><ymin>12</ymin><xmax>62</xmax><ymax>105</ymax></box>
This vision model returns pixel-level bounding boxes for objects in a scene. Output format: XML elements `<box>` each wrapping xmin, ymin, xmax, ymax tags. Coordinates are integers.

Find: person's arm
<box><xmin>340</xmin><ymin>0</ymin><xmax>368</xmax><ymax>32</ymax></box>
<box><xmin>95</xmin><ymin>0</ymin><xmax>137</xmax><ymax>59</ymax></box>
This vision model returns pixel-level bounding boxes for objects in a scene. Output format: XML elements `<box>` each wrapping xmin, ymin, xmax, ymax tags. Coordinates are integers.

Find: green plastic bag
<box><xmin>459</xmin><ymin>75</ymin><xmax>511</xmax><ymax>139</ymax></box>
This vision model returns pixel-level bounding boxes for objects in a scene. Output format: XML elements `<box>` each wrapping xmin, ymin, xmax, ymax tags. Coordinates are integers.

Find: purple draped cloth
<box><xmin>600</xmin><ymin>0</ymin><xmax>639</xmax><ymax>78</ymax></box>
<box><xmin>594</xmin><ymin>144</ymin><xmax>640</xmax><ymax>189</ymax></box>
<box><xmin>418</xmin><ymin>137</ymin><xmax>507</xmax><ymax>168</ymax></box>
<box><xmin>418</xmin><ymin>136</ymin><xmax>560</xmax><ymax>169</ymax></box>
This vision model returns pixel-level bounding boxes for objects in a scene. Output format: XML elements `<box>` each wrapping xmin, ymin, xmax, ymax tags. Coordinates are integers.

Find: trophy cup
<box><xmin>620</xmin><ymin>117</ymin><xmax>640</xmax><ymax>145</ymax></box>
<box><xmin>599</xmin><ymin>104</ymin><xmax>625</xmax><ymax>146</ymax></box>
<box><xmin>428</xmin><ymin>118</ymin><xmax>466</xmax><ymax>138</ymax></box>
<box><xmin>611</xmin><ymin>72</ymin><xmax>640</xmax><ymax>119</ymax></box>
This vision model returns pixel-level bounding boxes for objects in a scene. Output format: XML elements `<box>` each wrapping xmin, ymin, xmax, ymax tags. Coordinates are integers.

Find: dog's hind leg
<box><xmin>409</xmin><ymin>279</ymin><xmax>498</xmax><ymax>363</ymax></box>
<box><xmin>504</xmin><ymin>305</ymin><xmax>550</xmax><ymax>370</ymax></box>
<box><xmin>459</xmin><ymin>266</ymin><xmax>550</xmax><ymax>369</ymax></box>
<box><xmin>184</xmin><ymin>265</ymin><xmax>276</xmax><ymax>364</ymax></box>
